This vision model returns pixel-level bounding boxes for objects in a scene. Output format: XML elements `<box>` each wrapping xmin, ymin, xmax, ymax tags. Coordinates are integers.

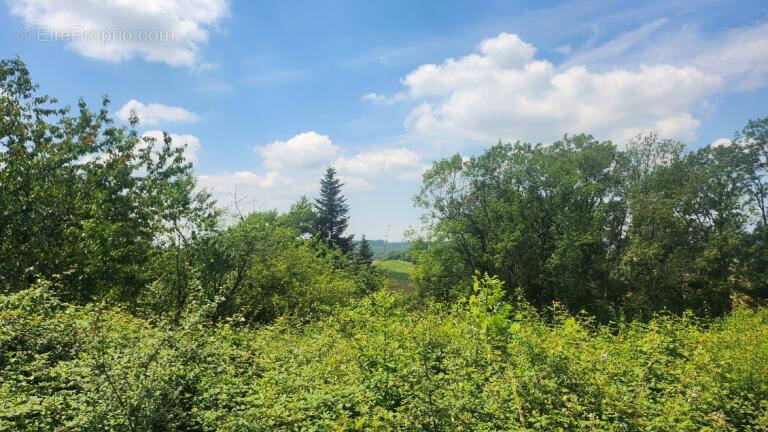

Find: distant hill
<box><xmin>357</xmin><ymin>239</ymin><xmax>410</xmax><ymax>259</ymax></box>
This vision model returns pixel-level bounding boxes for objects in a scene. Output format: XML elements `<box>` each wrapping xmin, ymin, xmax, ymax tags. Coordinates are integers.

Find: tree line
<box><xmin>412</xmin><ymin>127</ymin><xmax>768</xmax><ymax>320</ymax></box>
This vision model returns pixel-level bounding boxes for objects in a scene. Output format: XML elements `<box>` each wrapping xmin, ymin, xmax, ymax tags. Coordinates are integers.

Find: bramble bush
<box><xmin>2</xmin><ymin>277</ymin><xmax>767</xmax><ymax>431</ymax></box>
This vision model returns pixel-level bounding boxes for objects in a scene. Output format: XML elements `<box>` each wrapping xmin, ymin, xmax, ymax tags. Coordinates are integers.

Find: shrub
<box><xmin>2</xmin><ymin>279</ymin><xmax>767</xmax><ymax>431</ymax></box>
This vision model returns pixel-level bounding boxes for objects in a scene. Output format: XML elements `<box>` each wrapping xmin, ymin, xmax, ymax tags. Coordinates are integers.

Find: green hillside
<box><xmin>375</xmin><ymin>259</ymin><xmax>416</xmax><ymax>292</ymax></box>
<box><xmin>361</xmin><ymin>239</ymin><xmax>411</xmax><ymax>259</ymax></box>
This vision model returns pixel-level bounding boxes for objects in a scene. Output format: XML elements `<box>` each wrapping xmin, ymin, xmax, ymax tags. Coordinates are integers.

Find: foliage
<box><xmin>357</xmin><ymin>235</ymin><xmax>374</xmax><ymax>265</ymax></box>
<box><xmin>142</xmin><ymin>210</ymin><xmax>382</xmax><ymax>324</ymax></box>
<box><xmin>279</xmin><ymin>195</ymin><xmax>317</xmax><ymax>237</ymax></box>
<box><xmin>3</xmin><ymin>56</ymin><xmax>767</xmax><ymax>430</ymax></box>
<box><xmin>314</xmin><ymin>167</ymin><xmax>354</xmax><ymax>253</ymax></box>
<box><xmin>0</xmin><ymin>57</ymin><xmax>218</xmax><ymax>303</ymax></box>
<box><xmin>2</xmin><ymin>280</ymin><xmax>767</xmax><ymax>431</ymax></box>
<box><xmin>0</xmin><ymin>57</ymin><xmax>380</xmax><ymax>325</ymax></box>
<box><xmin>414</xmin><ymin>131</ymin><xmax>768</xmax><ymax>318</ymax></box>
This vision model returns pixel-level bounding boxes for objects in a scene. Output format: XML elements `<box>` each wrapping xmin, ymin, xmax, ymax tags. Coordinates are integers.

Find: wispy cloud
<box><xmin>562</xmin><ymin>18</ymin><xmax>669</xmax><ymax>69</ymax></box>
<box><xmin>340</xmin><ymin>42</ymin><xmax>433</xmax><ymax>67</ymax></box>
<box><xmin>561</xmin><ymin>19</ymin><xmax>768</xmax><ymax>90</ymax></box>
<box><xmin>360</xmin><ymin>92</ymin><xmax>407</xmax><ymax>106</ymax></box>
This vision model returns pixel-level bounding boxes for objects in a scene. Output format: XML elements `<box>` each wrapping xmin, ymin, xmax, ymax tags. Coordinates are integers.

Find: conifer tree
<box><xmin>314</xmin><ymin>167</ymin><xmax>354</xmax><ymax>252</ymax></box>
<box><xmin>357</xmin><ymin>235</ymin><xmax>374</xmax><ymax>265</ymax></box>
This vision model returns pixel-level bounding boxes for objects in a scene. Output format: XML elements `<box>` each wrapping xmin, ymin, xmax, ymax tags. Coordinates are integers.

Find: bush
<box><xmin>141</xmin><ymin>211</ymin><xmax>383</xmax><ymax>324</ymax></box>
<box><xmin>2</xmin><ymin>279</ymin><xmax>767</xmax><ymax>431</ymax></box>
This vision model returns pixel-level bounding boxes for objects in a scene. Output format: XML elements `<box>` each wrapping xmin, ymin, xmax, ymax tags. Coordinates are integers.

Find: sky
<box><xmin>1</xmin><ymin>0</ymin><xmax>767</xmax><ymax>240</ymax></box>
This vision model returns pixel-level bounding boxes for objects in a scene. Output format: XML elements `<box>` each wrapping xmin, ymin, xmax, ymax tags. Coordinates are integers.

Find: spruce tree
<box><xmin>314</xmin><ymin>167</ymin><xmax>354</xmax><ymax>252</ymax></box>
<box><xmin>357</xmin><ymin>235</ymin><xmax>374</xmax><ymax>265</ymax></box>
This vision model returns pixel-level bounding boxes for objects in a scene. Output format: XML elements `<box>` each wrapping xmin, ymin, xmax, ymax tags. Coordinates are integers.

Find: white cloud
<box><xmin>142</xmin><ymin>130</ymin><xmax>200</xmax><ymax>162</ymax></box>
<box><xmin>562</xmin><ymin>18</ymin><xmax>669</xmax><ymax>69</ymax></box>
<box><xmin>394</xmin><ymin>32</ymin><xmax>721</xmax><ymax>146</ymax></box>
<box><xmin>200</xmin><ymin>132</ymin><xmax>426</xmax><ymax>211</ymax></box>
<box><xmin>688</xmin><ymin>22</ymin><xmax>768</xmax><ymax>91</ymax></box>
<box><xmin>256</xmin><ymin>131</ymin><xmax>340</xmax><ymax>170</ymax></box>
<box><xmin>116</xmin><ymin>99</ymin><xmax>199</xmax><ymax>126</ymax></box>
<box><xmin>565</xmin><ymin>20</ymin><xmax>768</xmax><ymax>91</ymax></box>
<box><xmin>335</xmin><ymin>148</ymin><xmax>426</xmax><ymax>181</ymax></box>
<box><xmin>9</xmin><ymin>0</ymin><xmax>228</xmax><ymax>67</ymax></box>
<box><xmin>711</xmin><ymin>137</ymin><xmax>732</xmax><ymax>148</ymax></box>
<box><xmin>201</xmin><ymin>132</ymin><xmax>346</xmax><ymax>213</ymax></box>
<box><xmin>198</xmin><ymin>170</ymin><xmax>289</xmax><ymax>194</ymax></box>
<box><xmin>360</xmin><ymin>92</ymin><xmax>406</xmax><ymax>106</ymax></box>
<box><xmin>197</xmin><ymin>170</ymin><xmax>299</xmax><ymax>215</ymax></box>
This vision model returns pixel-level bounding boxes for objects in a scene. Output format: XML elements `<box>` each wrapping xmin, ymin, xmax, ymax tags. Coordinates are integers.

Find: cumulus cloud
<box><xmin>116</xmin><ymin>99</ymin><xmax>199</xmax><ymax>126</ymax></box>
<box><xmin>256</xmin><ymin>131</ymin><xmax>340</xmax><ymax>170</ymax></box>
<box><xmin>9</xmin><ymin>0</ymin><xmax>228</xmax><ymax>67</ymax></box>
<box><xmin>711</xmin><ymin>137</ymin><xmax>732</xmax><ymax>148</ymax></box>
<box><xmin>197</xmin><ymin>170</ymin><xmax>303</xmax><ymax>215</ymax></box>
<box><xmin>335</xmin><ymin>148</ymin><xmax>426</xmax><ymax>181</ymax></box>
<box><xmin>142</xmin><ymin>130</ymin><xmax>201</xmax><ymax>162</ymax></box>
<box><xmin>199</xmin><ymin>132</ymin><xmax>425</xmax><ymax>212</ymax></box>
<box><xmin>204</xmin><ymin>131</ymin><xmax>342</xmax><ymax>207</ymax></box>
<box><xmin>394</xmin><ymin>32</ymin><xmax>722</xmax><ymax>146</ymax></box>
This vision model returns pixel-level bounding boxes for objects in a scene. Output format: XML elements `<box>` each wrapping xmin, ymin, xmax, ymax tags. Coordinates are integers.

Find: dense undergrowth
<box><xmin>2</xmin><ymin>277</ymin><xmax>767</xmax><ymax>431</ymax></box>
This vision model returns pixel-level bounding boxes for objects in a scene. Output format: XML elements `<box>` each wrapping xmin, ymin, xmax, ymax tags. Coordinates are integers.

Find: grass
<box><xmin>375</xmin><ymin>259</ymin><xmax>416</xmax><ymax>293</ymax></box>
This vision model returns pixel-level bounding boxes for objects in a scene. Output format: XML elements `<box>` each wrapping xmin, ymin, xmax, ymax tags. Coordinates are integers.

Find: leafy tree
<box><xmin>415</xmin><ymin>135</ymin><xmax>626</xmax><ymax>317</ymax></box>
<box><xmin>280</xmin><ymin>195</ymin><xmax>317</xmax><ymax>236</ymax></box>
<box><xmin>357</xmin><ymin>235</ymin><xmax>374</xmax><ymax>265</ymax></box>
<box><xmin>414</xmin><ymin>128</ymin><xmax>768</xmax><ymax>318</ymax></box>
<box><xmin>0</xmin><ymin>57</ymin><xmax>217</xmax><ymax>303</ymax></box>
<box><xmin>147</xmin><ymin>208</ymin><xmax>381</xmax><ymax>324</ymax></box>
<box><xmin>735</xmin><ymin>118</ymin><xmax>768</xmax><ymax>299</ymax></box>
<box><xmin>313</xmin><ymin>167</ymin><xmax>354</xmax><ymax>252</ymax></box>
<box><xmin>203</xmin><ymin>211</ymin><xmax>363</xmax><ymax>323</ymax></box>
<box><xmin>738</xmin><ymin>117</ymin><xmax>768</xmax><ymax>227</ymax></box>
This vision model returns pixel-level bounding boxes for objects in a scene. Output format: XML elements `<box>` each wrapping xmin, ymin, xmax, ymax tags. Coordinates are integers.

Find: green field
<box><xmin>375</xmin><ymin>259</ymin><xmax>416</xmax><ymax>292</ymax></box>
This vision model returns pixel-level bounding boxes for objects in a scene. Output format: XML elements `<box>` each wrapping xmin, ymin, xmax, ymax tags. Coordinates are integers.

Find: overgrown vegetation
<box><xmin>413</xmin><ymin>131</ymin><xmax>768</xmax><ymax>319</ymax></box>
<box><xmin>0</xmin><ymin>57</ymin><xmax>379</xmax><ymax>324</ymax></box>
<box><xmin>2</xmin><ymin>278</ymin><xmax>767</xmax><ymax>431</ymax></box>
<box><xmin>2</xmin><ymin>57</ymin><xmax>767</xmax><ymax>430</ymax></box>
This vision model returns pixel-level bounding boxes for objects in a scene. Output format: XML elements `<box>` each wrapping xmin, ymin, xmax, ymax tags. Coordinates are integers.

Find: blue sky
<box><xmin>2</xmin><ymin>0</ymin><xmax>767</xmax><ymax>240</ymax></box>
